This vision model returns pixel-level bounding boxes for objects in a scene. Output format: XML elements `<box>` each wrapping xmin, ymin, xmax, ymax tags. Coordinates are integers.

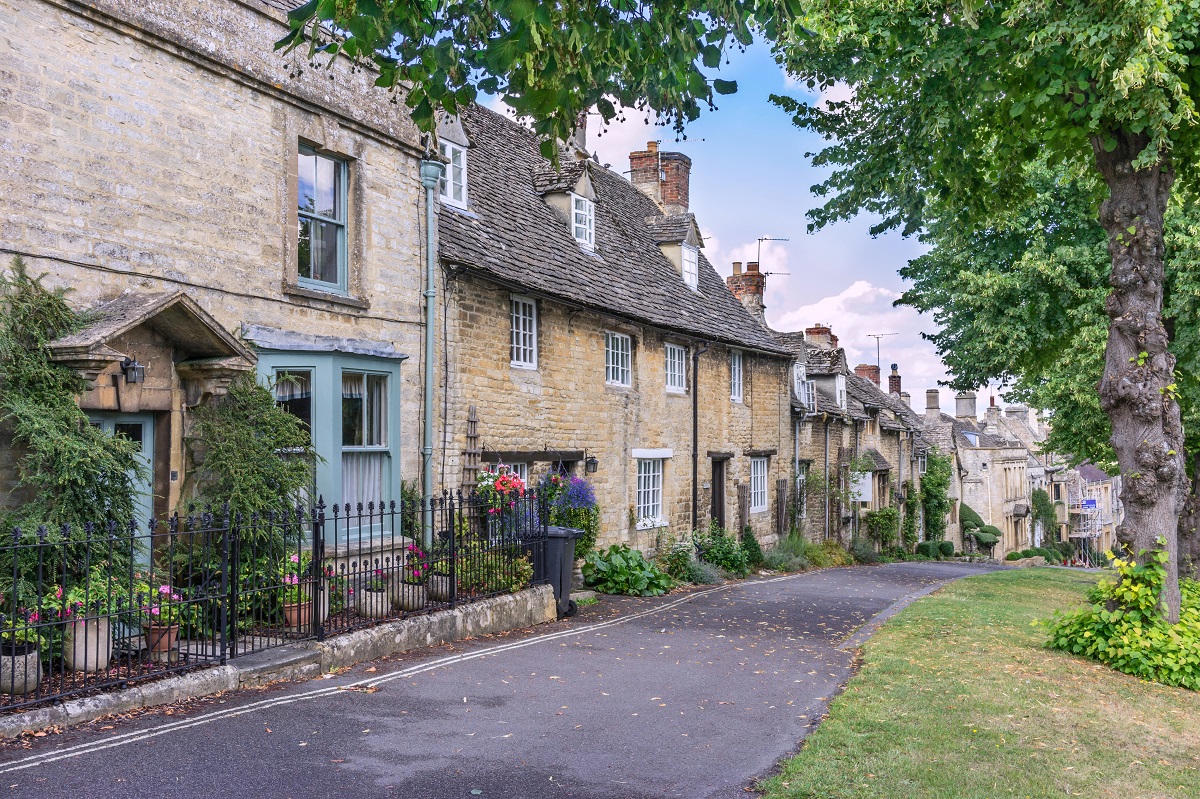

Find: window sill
<box><xmin>511</xmin><ymin>362</ymin><xmax>538</xmax><ymax>371</ymax></box>
<box><xmin>635</xmin><ymin>518</ymin><xmax>667</xmax><ymax>531</ymax></box>
<box><xmin>666</xmin><ymin>388</ymin><xmax>687</xmax><ymax>396</ymax></box>
<box><xmin>284</xmin><ymin>283</ymin><xmax>370</xmax><ymax>311</ymax></box>
<box><xmin>605</xmin><ymin>382</ymin><xmax>632</xmax><ymax>389</ymax></box>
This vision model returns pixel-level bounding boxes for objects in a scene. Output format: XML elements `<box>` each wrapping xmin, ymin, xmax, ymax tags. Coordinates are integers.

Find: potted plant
<box><xmin>53</xmin><ymin>565</ymin><xmax>121</xmax><ymax>673</ymax></box>
<box><xmin>397</xmin><ymin>544</ymin><xmax>430</xmax><ymax>611</ymax></box>
<box><xmin>356</xmin><ymin>569</ymin><xmax>390</xmax><ymax>619</ymax></box>
<box><xmin>477</xmin><ymin>467</ymin><xmax>527</xmax><ymax>540</ymax></box>
<box><xmin>281</xmin><ymin>551</ymin><xmax>313</xmax><ymax>632</ymax></box>
<box><xmin>0</xmin><ymin>607</ymin><xmax>43</xmax><ymax>696</ymax></box>
<box><xmin>139</xmin><ymin>583</ymin><xmax>183</xmax><ymax>663</ymax></box>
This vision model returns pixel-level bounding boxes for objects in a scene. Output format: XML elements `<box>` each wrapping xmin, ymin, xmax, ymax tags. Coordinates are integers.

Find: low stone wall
<box><xmin>0</xmin><ymin>584</ymin><xmax>556</xmax><ymax>739</ymax></box>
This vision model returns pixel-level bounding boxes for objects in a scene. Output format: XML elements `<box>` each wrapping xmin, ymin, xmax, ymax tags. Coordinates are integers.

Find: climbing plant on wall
<box><xmin>920</xmin><ymin>449</ymin><xmax>953</xmax><ymax>542</ymax></box>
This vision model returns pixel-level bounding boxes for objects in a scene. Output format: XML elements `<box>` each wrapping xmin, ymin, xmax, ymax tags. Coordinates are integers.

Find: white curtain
<box><xmin>342</xmin><ymin>452</ymin><xmax>384</xmax><ymax>514</ymax></box>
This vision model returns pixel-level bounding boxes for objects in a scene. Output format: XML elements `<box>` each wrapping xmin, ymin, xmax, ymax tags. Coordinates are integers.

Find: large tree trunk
<box><xmin>1092</xmin><ymin>130</ymin><xmax>1183</xmax><ymax>623</ymax></box>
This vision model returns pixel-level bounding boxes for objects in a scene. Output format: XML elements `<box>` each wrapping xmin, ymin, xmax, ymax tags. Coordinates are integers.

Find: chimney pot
<box><xmin>732</xmin><ymin>261</ymin><xmax>742</xmax><ymax>275</ymax></box>
<box><xmin>747</xmin><ymin>261</ymin><xmax>760</xmax><ymax>272</ymax></box>
<box><xmin>647</xmin><ymin>141</ymin><xmax>658</xmax><ymax>152</ymax></box>
<box><xmin>926</xmin><ymin>388</ymin><xmax>940</xmax><ymax>411</ymax></box>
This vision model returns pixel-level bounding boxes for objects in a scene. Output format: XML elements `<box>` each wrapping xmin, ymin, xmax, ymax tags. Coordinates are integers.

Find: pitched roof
<box><xmin>438</xmin><ymin>104</ymin><xmax>788</xmax><ymax>354</ymax></box>
<box><xmin>862</xmin><ymin>447</ymin><xmax>892</xmax><ymax>471</ymax></box>
<box><xmin>803</xmin><ymin>343</ymin><xmax>846</xmax><ymax>374</ymax></box>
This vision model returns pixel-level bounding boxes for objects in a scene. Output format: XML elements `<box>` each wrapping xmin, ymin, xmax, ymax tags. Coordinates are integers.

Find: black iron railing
<box><xmin>0</xmin><ymin>491</ymin><xmax>547</xmax><ymax>713</ymax></box>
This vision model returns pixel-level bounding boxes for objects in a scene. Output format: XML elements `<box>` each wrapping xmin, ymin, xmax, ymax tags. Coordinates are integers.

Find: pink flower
<box><xmin>55</xmin><ymin>587</ymin><xmax>63</xmax><ymax>600</ymax></box>
<box><xmin>158</xmin><ymin>584</ymin><xmax>171</xmax><ymax>595</ymax></box>
<box><xmin>290</xmin><ymin>554</ymin><xmax>300</xmax><ymax>563</ymax></box>
<box><xmin>151</xmin><ymin>606</ymin><xmax>161</xmax><ymax>617</ymax></box>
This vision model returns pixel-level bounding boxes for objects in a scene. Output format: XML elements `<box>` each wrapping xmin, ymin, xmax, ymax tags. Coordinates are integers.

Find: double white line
<box><xmin>1</xmin><ymin>576</ymin><xmax>800</xmax><ymax>774</ymax></box>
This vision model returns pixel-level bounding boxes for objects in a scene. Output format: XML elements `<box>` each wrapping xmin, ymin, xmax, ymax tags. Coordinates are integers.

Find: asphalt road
<box><xmin>0</xmin><ymin>561</ymin><xmax>1000</xmax><ymax>799</ymax></box>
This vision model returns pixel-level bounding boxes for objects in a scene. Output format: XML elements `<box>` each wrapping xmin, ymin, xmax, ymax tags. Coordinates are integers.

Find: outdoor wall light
<box><xmin>121</xmin><ymin>357</ymin><xmax>146</xmax><ymax>384</ymax></box>
<box><xmin>585</xmin><ymin>455</ymin><xmax>599</xmax><ymax>474</ymax></box>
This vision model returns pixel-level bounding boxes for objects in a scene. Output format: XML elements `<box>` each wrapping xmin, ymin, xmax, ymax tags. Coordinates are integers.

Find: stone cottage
<box><xmin>433</xmin><ymin>105</ymin><xmax>797</xmax><ymax>549</ymax></box>
<box><xmin>1</xmin><ymin>0</ymin><xmax>429</xmax><ymax>520</ymax></box>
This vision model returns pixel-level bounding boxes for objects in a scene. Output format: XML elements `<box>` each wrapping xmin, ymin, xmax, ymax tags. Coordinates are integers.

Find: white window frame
<box><xmin>510</xmin><ymin>296</ymin><xmax>537</xmax><ymax>369</ymax></box>
<box><xmin>605</xmin><ymin>331</ymin><xmax>631</xmax><ymax>387</ymax></box>
<box><xmin>796</xmin><ymin>462</ymin><xmax>808</xmax><ymax>520</ymax></box>
<box><xmin>750</xmin><ymin>457</ymin><xmax>769</xmax><ymax>513</ymax></box>
<box><xmin>917</xmin><ymin>453</ymin><xmax>928</xmax><ymax>474</ymax></box>
<box><xmin>681</xmin><ymin>243</ymin><xmax>699</xmax><ymax>290</ymax></box>
<box><xmin>572</xmin><ymin>193</ymin><xmax>595</xmax><ymax>250</ymax></box>
<box><xmin>438</xmin><ymin>140</ymin><xmax>468</xmax><ymax>208</ymax></box>
<box><xmin>803</xmin><ymin>379</ymin><xmax>816</xmax><ymax>410</ymax></box>
<box><xmin>665</xmin><ymin>343</ymin><xmax>687</xmax><ymax>393</ymax></box>
<box><xmin>505</xmin><ymin>462</ymin><xmax>529</xmax><ymax>485</ymax></box>
<box><xmin>792</xmin><ymin>363</ymin><xmax>807</xmax><ymax>400</ymax></box>
<box><xmin>730</xmin><ymin>349</ymin><xmax>743</xmax><ymax>402</ymax></box>
<box><xmin>636</xmin><ymin>458</ymin><xmax>665</xmax><ymax>528</ymax></box>
<box><xmin>835</xmin><ymin>374</ymin><xmax>847</xmax><ymax>410</ymax></box>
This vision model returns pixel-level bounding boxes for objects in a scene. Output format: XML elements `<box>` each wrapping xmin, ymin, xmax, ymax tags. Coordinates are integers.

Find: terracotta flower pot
<box><xmin>63</xmin><ymin>616</ymin><xmax>113</xmax><ymax>674</ymax></box>
<box><xmin>143</xmin><ymin>622</ymin><xmax>180</xmax><ymax>663</ymax></box>
<box><xmin>395</xmin><ymin>582</ymin><xmax>427</xmax><ymax>612</ymax></box>
<box><xmin>0</xmin><ymin>644</ymin><xmax>42</xmax><ymax>696</ymax></box>
<box><xmin>282</xmin><ymin>601</ymin><xmax>312</xmax><ymax>632</ymax></box>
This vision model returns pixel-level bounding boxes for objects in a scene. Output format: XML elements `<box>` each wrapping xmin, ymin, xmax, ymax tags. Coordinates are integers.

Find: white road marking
<box><xmin>1</xmin><ymin>576</ymin><xmax>821</xmax><ymax>774</ymax></box>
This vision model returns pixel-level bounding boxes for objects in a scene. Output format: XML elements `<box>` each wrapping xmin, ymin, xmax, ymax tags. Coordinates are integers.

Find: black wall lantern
<box><xmin>585</xmin><ymin>455</ymin><xmax>599</xmax><ymax>474</ymax></box>
<box><xmin>121</xmin><ymin>357</ymin><xmax>146</xmax><ymax>384</ymax></box>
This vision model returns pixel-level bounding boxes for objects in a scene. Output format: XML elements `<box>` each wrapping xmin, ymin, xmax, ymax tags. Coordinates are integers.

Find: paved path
<box><xmin>0</xmin><ymin>562</ymin><xmax>999</xmax><ymax>798</ymax></box>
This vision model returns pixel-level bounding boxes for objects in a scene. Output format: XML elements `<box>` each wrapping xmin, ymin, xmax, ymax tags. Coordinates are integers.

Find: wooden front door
<box><xmin>711</xmin><ymin>459</ymin><xmax>726</xmax><ymax>530</ymax></box>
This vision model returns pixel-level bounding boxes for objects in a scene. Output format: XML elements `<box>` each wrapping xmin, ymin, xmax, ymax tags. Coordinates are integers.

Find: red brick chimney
<box><xmin>888</xmin><ymin>363</ymin><xmax>902</xmax><ymax>395</ymax></box>
<box><xmin>805</xmin><ymin>323</ymin><xmax>839</xmax><ymax>349</ymax></box>
<box><xmin>629</xmin><ymin>141</ymin><xmax>691</xmax><ymax>215</ymax></box>
<box><xmin>854</xmin><ymin>364</ymin><xmax>881</xmax><ymax>386</ymax></box>
<box><xmin>726</xmin><ymin>261</ymin><xmax>766</xmax><ymax>326</ymax></box>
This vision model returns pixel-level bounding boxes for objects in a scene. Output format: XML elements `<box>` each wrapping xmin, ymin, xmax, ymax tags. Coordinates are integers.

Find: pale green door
<box><xmin>89</xmin><ymin>413</ymin><xmax>155</xmax><ymax>560</ymax></box>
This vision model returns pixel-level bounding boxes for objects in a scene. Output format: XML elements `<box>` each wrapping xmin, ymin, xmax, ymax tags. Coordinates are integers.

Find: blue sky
<box><xmin>579</xmin><ymin>41</ymin><xmax>979</xmax><ymax>415</ymax></box>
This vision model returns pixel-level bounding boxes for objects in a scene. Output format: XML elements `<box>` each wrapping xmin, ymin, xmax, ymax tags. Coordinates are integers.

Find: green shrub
<box><xmin>456</xmin><ymin>541</ymin><xmax>535</xmax><ymax>596</ymax></box>
<box><xmin>862</xmin><ymin>507</ymin><xmax>899</xmax><ymax>547</ymax></box>
<box><xmin>851</xmin><ymin>538</ymin><xmax>880</xmax><ymax>564</ymax></box>
<box><xmin>938</xmin><ymin>541</ymin><xmax>954</xmax><ymax>558</ymax></box>
<box><xmin>582</xmin><ymin>544</ymin><xmax>673</xmax><ymax>596</ymax></box>
<box><xmin>1005</xmin><ymin>551</ymin><xmax>1022</xmax><ymax>561</ymax></box>
<box><xmin>959</xmin><ymin>502</ymin><xmax>986</xmax><ymax>531</ymax></box>
<box><xmin>762</xmin><ymin>549</ymin><xmax>808</xmax><ymax>572</ymax></box>
<box><xmin>1046</xmin><ymin>545</ymin><xmax>1200</xmax><ymax>689</ymax></box>
<box><xmin>695</xmin><ymin>522</ymin><xmax>750</xmax><ymax>577</ymax></box>
<box><xmin>740</xmin><ymin>525</ymin><xmax>764</xmax><ymax>568</ymax></box>
<box><xmin>915</xmin><ymin>541</ymin><xmax>940</xmax><ymax>559</ymax></box>
<box><xmin>686</xmin><ymin>560</ymin><xmax>722</xmax><ymax>584</ymax></box>
<box><xmin>1019</xmin><ymin>548</ymin><xmax>1037</xmax><ymax>559</ymax></box>
<box><xmin>657</xmin><ymin>538</ymin><xmax>696</xmax><ymax>581</ymax></box>
<box><xmin>806</xmin><ymin>539</ymin><xmax>853</xmax><ymax>568</ymax></box>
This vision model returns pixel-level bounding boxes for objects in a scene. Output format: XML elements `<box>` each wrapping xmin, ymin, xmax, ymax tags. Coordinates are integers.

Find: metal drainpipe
<box><xmin>419</xmin><ymin>159</ymin><xmax>445</xmax><ymax>548</ymax></box>
<box><xmin>691</xmin><ymin>342</ymin><xmax>710</xmax><ymax>532</ymax></box>
<box><xmin>823</xmin><ymin>414</ymin><xmax>830</xmax><ymax>540</ymax></box>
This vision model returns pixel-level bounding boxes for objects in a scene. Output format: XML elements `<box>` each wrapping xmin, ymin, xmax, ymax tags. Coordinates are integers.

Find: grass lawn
<box><xmin>757</xmin><ymin>568</ymin><xmax>1200</xmax><ymax>799</ymax></box>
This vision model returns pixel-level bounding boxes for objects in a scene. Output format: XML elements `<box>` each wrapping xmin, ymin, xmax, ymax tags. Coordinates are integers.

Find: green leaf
<box><xmin>713</xmin><ymin>79</ymin><xmax>738</xmax><ymax>95</ymax></box>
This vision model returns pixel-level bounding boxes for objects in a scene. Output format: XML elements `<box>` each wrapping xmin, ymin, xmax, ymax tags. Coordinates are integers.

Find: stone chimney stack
<box><xmin>1005</xmin><ymin>403</ymin><xmax>1029</xmax><ymax>421</ymax></box>
<box><xmin>955</xmin><ymin>391</ymin><xmax>977</xmax><ymax>420</ymax></box>
<box><xmin>888</xmin><ymin>363</ymin><xmax>902</xmax><ymax>396</ymax></box>
<box><xmin>629</xmin><ymin>141</ymin><xmax>692</xmax><ymax>215</ymax></box>
<box><xmin>568</xmin><ymin>109</ymin><xmax>588</xmax><ymax>158</ymax></box>
<box><xmin>726</xmin><ymin>260</ymin><xmax>766</xmax><ymax>325</ymax></box>
<box><xmin>854</xmin><ymin>364</ymin><xmax>881</xmax><ymax>386</ymax></box>
<box><xmin>901</xmin><ymin>391</ymin><xmax>912</xmax><ymax>408</ymax></box>
<box><xmin>985</xmin><ymin>395</ymin><xmax>1001</xmax><ymax>432</ymax></box>
<box><xmin>926</xmin><ymin>389</ymin><xmax>941</xmax><ymax>422</ymax></box>
<box><xmin>805</xmin><ymin>323</ymin><xmax>838</xmax><ymax>350</ymax></box>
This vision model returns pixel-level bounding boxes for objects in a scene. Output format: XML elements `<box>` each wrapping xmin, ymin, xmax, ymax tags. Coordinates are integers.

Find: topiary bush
<box><xmin>1046</xmin><ymin>545</ymin><xmax>1200</xmax><ymax>689</ymax></box>
<box><xmin>740</xmin><ymin>525</ymin><xmax>764</xmax><ymax>568</ymax></box>
<box><xmin>582</xmin><ymin>544</ymin><xmax>673</xmax><ymax>596</ymax></box>
<box><xmin>915</xmin><ymin>541</ymin><xmax>940</xmax><ymax>559</ymax></box>
<box><xmin>938</xmin><ymin>540</ymin><xmax>954</xmax><ymax>558</ymax></box>
<box><xmin>1005</xmin><ymin>551</ymin><xmax>1022</xmax><ymax>561</ymax></box>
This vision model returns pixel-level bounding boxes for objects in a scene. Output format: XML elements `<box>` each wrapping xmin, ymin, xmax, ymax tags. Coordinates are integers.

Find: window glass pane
<box><xmin>365</xmin><ymin>374</ymin><xmax>387</xmax><ymax>446</ymax></box>
<box><xmin>297</xmin><ymin>218</ymin><xmax>312</xmax><ymax>279</ymax></box>
<box><xmin>310</xmin><ymin>218</ymin><xmax>341</xmax><ymax>285</ymax></box>
<box><xmin>342</xmin><ymin>373</ymin><xmax>364</xmax><ymax>447</ymax></box>
<box><xmin>298</xmin><ymin>151</ymin><xmax>316</xmax><ymax>214</ymax></box>
<box><xmin>316</xmin><ymin>155</ymin><xmax>339</xmax><ymax>219</ymax></box>
<box><xmin>114</xmin><ymin>423</ymin><xmax>144</xmax><ymax>445</ymax></box>
<box><xmin>275</xmin><ymin>370</ymin><xmax>312</xmax><ymax>441</ymax></box>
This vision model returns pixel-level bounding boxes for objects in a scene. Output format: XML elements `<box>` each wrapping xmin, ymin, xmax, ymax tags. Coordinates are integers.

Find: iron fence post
<box><xmin>219</xmin><ymin>507</ymin><xmax>230</xmax><ymax>665</ymax></box>
<box><xmin>449</xmin><ymin>492</ymin><xmax>458</xmax><ymax>609</ymax></box>
<box><xmin>228</xmin><ymin>513</ymin><xmax>240</xmax><ymax>659</ymax></box>
<box><xmin>314</xmin><ymin>498</ymin><xmax>326</xmax><ymax>642</ymax></box>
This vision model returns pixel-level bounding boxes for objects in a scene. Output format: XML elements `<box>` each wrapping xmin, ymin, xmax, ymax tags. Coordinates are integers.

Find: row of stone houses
<box><xmin>2</xmin><ymin>0</ymin><xmax>1101</xmax><ymax>560</ymax></box>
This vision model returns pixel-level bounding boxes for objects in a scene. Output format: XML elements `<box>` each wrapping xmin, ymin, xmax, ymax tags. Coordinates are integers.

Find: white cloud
<box><xmin>769</xmin><ymin>280</ymin><xmax>962</xmax><ymax>414</ymax></box>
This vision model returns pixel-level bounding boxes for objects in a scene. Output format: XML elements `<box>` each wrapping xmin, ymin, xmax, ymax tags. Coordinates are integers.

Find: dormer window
<box><xmin>572</xmin><ymin>193</ymin><xmax>595</xmax><ymax>250</ymax></box>
<box><xmin>835</xmin><ymin>374</ymin><xmax>847</xmax><ymax>410</ymax></box>
<box><xmin>792</xmin><ymin>363</ymin><xmax>807</xmax><ymax>398</ymax></box>
<box><xmin>682</xmin><ymin>243</ymin><xmax>698</xmax><ymax>289</ymax></box>
<box><xmin>439</xmin><ymin>140</ymin><xmax>467</xmax><ymax>208</ymax></box>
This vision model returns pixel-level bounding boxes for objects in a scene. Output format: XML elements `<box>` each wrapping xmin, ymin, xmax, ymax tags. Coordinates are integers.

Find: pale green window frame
<box><xmin>297</xmin><ymin>144</ymin><xmax>349</xmax><ymax>294</ymax></box>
